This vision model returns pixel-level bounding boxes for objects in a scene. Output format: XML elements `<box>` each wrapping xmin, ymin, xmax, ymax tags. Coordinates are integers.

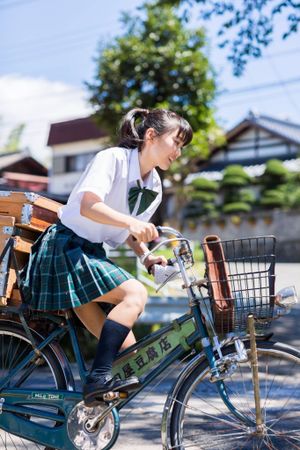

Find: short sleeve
<box><xmin>76</xmin><ymin>149</ymin><xmax>117</xmax><ymax>202</ymax></box>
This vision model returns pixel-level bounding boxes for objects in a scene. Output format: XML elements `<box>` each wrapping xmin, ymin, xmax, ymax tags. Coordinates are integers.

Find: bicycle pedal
<box><xmin>102</xmin><ymin>391</ymin><xmax>128</xmax><ymax>401</ymax></box>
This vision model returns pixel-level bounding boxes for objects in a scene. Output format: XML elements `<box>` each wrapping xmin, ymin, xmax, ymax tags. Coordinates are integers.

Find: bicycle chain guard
<box><xmin>67</xmin><ymin>401</ymin><xmax>119</xmax><ymax>450</ymax></box>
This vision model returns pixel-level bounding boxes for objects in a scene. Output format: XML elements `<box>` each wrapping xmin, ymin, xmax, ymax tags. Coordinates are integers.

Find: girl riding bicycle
<box><xmin>21</xmin><ymin>107</ymin><xmax>193</xmax><ymax>406</ymax></box>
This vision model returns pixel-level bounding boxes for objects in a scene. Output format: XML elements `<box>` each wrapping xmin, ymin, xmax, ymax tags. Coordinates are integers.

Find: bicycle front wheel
<box><xmin>169</xmin><ymin>340</ymin><xmax>300</xmax><ymax>450</ymax></box>
<box><xmin>0</xmin><ymin>320</ymin><xmax>67</xmax><ymax>450</ymax></box>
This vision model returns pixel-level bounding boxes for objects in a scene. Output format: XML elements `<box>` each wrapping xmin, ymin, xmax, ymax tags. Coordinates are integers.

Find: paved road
<box><xmin>1</xmin><ymin>264</ymin><xmax>299</xmax><ymax>449</ymax></box>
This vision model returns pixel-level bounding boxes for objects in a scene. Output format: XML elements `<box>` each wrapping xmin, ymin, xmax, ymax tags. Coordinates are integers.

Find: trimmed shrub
<box><xmin>264</xmin><ymin>159</ymin><xmax>289</xmax><ymax>179</ymax></box>
<box><xmin>260</xmin><ymin>189</ymin><xmax>285</xmax><ymax>207</ymax></box>
<box><xmin>221</xmin><ymin>176</ymin><xmax>249</xmax><ymax>187</ymax></box>
<box><xmin>223</xmin><ymin>202</ymin><xmax>252</xmax><ymax>214</ymax></box>
<box><xmin>239</xmin><ymin>189</ymin><xmax>256</xmax><ymax>204</ymax></box>
<box><xmin>190</xmin><ymin>191</ymin><xmax>216</xmax><ymax>202</ymax></box>
<box><xmin>221</xmin><ymin>165</ymin><xmax>251</xmax><ymax>187</ymax></box>
<box><xmin>191</xmin><ymin>177</ymin><xmax>218</xmax><ymax>191</ymax></box>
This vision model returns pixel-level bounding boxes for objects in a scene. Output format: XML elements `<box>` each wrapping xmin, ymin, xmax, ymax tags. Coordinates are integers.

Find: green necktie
<box><xmin>128</xmin><ymin>180</ymin><xmax>158</xmax><ymax>215</ymax></box>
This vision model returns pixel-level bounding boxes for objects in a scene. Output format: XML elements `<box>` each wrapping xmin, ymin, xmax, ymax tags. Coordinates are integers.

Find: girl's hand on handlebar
<box><xmin>128</xmin><ymin>218</ymin><xmax>158</xmax><ymax>243</ymax></box>
<box><xmin>144</xmin><ymin>254</ymin><xmax>168</xmax><ymax>273</ymax></box>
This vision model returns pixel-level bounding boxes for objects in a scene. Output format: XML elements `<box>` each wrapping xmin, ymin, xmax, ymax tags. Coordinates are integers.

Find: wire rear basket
<box><xmin>201</xmin><ymin>235</ymin><xmax>276</xmax><ymax>336</ymax></box>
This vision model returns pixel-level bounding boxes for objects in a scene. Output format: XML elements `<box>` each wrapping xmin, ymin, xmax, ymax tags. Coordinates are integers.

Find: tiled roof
<box><xmin>0</xmin><ymin>152</ymin><xmax>25</xmax><ymax>169</ymax></box>
<box><xmin>47</xmin><ymin>116</ymin><xmax>108</xmax><ymax>146</ymax></box>
<box><xmin>227</xmin><ymin>111</ymin><xmax>300</xmax><ymax>145</ymax></box>
<box><xmin>0</xmin><ymin>152</ymin><xmax>47</xmax><ymax>175</ymax></box>
<box><xmin>253</xmin><ymin>114</ymin><xmax>300</xmax><ymax>145</ymax></box>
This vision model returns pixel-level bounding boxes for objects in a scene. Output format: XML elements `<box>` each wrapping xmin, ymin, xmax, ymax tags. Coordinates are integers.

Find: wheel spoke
<box><xmin>0</xmin><ymin>325</ymin><xmax>65</xmax><ymax>450</ymax></box>
<box><xmin>169</xmin><ymin>342</ymin><xmax>300</xmax><ymax>450</ymax></box>
<box><xmin>172</xmin><ymin>396</ymin><xmax>246</xmax><ymax>430</ymax></box>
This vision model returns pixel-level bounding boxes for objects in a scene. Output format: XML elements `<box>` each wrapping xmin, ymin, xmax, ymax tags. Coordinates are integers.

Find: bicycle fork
<box><xmin>213</xmin><ymin>315</ymin><xmax>266</xmax><ymax>434</ymax></box>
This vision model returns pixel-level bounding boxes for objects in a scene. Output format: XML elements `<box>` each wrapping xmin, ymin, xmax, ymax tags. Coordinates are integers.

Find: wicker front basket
<box><xmin>201</xmin><ymin>235</ymin><xmax>276</xmax><ymax>336</ymax></box>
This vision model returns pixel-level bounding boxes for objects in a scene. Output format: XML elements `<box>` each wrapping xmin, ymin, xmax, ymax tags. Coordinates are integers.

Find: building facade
<box><xmin>197</xmin><ymin>111</ymin><xmax>300</xmax><ymax>180</ymax></box>
<box><xmin>47</xmin><ymin>116</ymin><xmax>110</xmax><ymax>196</ymax></box>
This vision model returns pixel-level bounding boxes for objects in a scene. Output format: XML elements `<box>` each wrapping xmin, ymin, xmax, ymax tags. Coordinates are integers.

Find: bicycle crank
<box><xmin>67</xmin><ymin>401</ymin><xmax>120</xmax><ymax>450</ymax></box>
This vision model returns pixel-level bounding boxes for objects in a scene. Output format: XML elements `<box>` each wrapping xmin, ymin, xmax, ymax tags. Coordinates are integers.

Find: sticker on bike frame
<box><xmin>30</xmin><ymin>392</ymin><xmax>63</xmax><ymax>400</ymax></box>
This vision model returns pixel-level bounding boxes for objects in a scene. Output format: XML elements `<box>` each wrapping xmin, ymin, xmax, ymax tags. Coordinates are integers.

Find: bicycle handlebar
<box><xmin>156</xmin><ymin>226</ymin><xmax>183</xmax><ymax>238</ymax></box>
<box><xmin>131</xmin><ymin>225</ymin><xmax>183</xmax><ymax>242</ymax></box>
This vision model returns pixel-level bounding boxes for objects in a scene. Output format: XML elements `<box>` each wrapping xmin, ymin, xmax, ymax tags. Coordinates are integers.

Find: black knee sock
<box><xmin>89</xmin><ymin>318</ymin><xmax>130</xmax><ymax>380</ymax></box>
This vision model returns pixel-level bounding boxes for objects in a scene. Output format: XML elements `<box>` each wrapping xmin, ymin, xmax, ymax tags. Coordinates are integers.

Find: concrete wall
<box><xmin>183</xmin><ymin>209</ymin><xmax>300</xmax><ymax>262</ymax></box>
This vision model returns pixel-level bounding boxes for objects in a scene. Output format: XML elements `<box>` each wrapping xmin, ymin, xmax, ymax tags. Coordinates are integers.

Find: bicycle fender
<box><xmin>0</xmin><ymin>319</ymin><xmax>76</xmax><ymax>391</ymax></box>
<box><xmin>46</xmin><ymin>338</ymin><xmax>76</xmax><ymax>391</ymax></box>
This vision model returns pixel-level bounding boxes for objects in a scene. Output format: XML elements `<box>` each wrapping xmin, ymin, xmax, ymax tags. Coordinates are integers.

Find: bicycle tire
<box><xmin>0</xmin><ymin>320</ymin><xmax>67</xmax><ymax>450</ymax></box>
<box><xmin>169</xmin><ymin>340</ymin><xmax>300</xmax><ymax>449</ymax></box>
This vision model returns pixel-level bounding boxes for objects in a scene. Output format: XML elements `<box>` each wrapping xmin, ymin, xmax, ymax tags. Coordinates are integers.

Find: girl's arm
<box><xmin>125</xmin><ymin>235</ymin><xmax>149</xmax><ymax>258</ymax></box>
<box><xmin>80</xmin><ymin>191</ymin><xmax>158</xmax><ymax>243</ymax></box>
<box><xmin>126</xmin><ymin>230</ymin><xmax>168</xmax><ymax>271</ymax></box>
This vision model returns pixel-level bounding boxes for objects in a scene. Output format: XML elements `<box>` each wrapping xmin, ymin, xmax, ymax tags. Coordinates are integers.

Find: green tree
<box><xmin>87</xmin><ymin>1</ymin><xmax>223</xmax><ymax>190</ymax></box>
<box><xmin>1</xmin><ymin>123</ymin><xmax>25</xmax><ymax>153</ymax></box>
<box><xmin>158</xmin><ymin>0</ymin><xmax>300</xmax><ymax>76</ymax></box>
<box><xmin>258</xmin><ymin>159</ymin><xmax>300</xmax><ymax>209</ymax></box>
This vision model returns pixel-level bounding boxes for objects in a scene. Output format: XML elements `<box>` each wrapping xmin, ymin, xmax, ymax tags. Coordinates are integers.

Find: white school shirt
<box><xmin>58</xmin><ymin>147</ymin><xmax>162</xmax><ymax>247</ymax></box>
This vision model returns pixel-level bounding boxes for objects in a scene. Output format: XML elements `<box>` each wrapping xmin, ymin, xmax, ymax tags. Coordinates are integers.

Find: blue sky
<box><xmin>1</xmin><ymin>0</ymin><xmax>300</xmax><ymax>165</ymax></box>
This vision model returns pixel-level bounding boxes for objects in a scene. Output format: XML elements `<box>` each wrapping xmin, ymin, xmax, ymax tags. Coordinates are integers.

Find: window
<box><xmin>52</xmin><ymin>156</ymin><xmax>66</xmax><ymax>174</ymax></box>
<box><xmin>66</xmin><ymin>152</ymin><xmax>97</xmax><ymax>172</ymax></box>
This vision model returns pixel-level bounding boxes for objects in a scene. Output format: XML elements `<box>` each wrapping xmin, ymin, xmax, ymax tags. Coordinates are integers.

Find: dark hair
<box><xmin>118</xmin><ymin>108</ymin><xmax>193</xmax><ymax>150</ymax></box>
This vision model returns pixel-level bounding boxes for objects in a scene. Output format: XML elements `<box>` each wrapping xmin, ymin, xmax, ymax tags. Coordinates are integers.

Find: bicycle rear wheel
<box><xmin>169</xmin><ymin>340</ymin><xmax>300</xmax><ymax>450</ymax></box>
<box><xmin>0</xmin><ymin>320</ymin><xmax>67</xmax><ymax>450</ymax></box>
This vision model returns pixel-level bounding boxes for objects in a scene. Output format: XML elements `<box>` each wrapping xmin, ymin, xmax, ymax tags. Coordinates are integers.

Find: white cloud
<box><xmin>0</xmin><ymin>74</ymin><xmax>93</xmax><ymax>166</ymax></box>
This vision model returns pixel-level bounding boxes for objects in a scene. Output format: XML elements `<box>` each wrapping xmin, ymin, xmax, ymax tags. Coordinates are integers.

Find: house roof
<box><xmin>0</xmin><ymin>152</ymin><xmax>28</xmax><ymax>169</ymax></box>
<box><xmin>47</xmin><ymin>116</ymin><xmax>108</xmax><ymax>146</ymax></box>
<box><xmin>0</xmin><ymin>152</ymin><xmax>48</xmax><ymax>176</ymax></box>
<box><xmin>226</xmin><ymin>111</ymin><xmax>300</xmax><ymax>146</ymax></box>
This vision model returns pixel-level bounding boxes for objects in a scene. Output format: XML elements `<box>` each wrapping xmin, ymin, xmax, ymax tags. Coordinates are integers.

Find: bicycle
<box><xmin>0</xmin><ymin>225</ymin><xmax>299</xmax><ymax>449</ymax></box>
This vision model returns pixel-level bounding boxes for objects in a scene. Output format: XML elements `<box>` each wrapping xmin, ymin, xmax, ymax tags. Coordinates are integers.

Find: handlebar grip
<box><xmin>156</xmin><ymin>226</ymin><xmax>163</xmax><ymax>236</ymax></box>
<box><xmin>131</xmin><ymin>226</ymin><xmax>162</xmax><ymax>242</ymax></box>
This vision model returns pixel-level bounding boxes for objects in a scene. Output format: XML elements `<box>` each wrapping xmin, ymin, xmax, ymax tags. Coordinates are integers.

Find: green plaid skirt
<box><xmin>20</xmin><ymin>221</ymin><xmax>133</xmax><ymax>311</ymax></box>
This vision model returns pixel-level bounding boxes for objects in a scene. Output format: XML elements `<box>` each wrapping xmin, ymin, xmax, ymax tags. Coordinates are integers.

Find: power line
<box><xmin>2</xmin><ymin>73</ymin><xmax>300</xmax><ymax>108</ymax></box>
<box><xmin>219</xmin><ymin>86</ymin><xmax>300</xmax><ymax>108</ymax></box>
<box><xmin>0</xmin><ymin>0</ymin><xmax>40</xmax><ymax>10</ymax></box>
<box><xmin>0</xmin><ymin>87</ymin><xmax>88</xmax><ymax>106</ymax></box>
<box><xmin>1</xmin><ymin>36</ymin><xmax>102</xmax><ymax>64</ymax></box>
<box><xmin>264</xmin><ymin>50</ymin><xmax>300</xmax><ymax>116</ymax></box>
<box><xmin>264</xmin><ymin>47</ymin><xmax>300</xmax><ymax>59</ymax></box>
<box><xmin>3</xmin><ymin>85</ymin><xmax>300</xmax><ymax>129</ymax></box>
<box><xmin>219</xmin><ymin>76</ymin><xmax>300</xmax><ymax>96</ymax></box>
<box><xmin>2</xmin><ymin>22</ymin><xmax>118</xmax><ymax>56</ymax></box>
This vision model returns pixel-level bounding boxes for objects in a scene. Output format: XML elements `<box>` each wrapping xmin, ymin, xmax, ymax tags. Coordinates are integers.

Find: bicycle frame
<box><xmin>0</xmin><ymin>308</ymin><xmax>255</xmax><ymax>449</ymax></box>
<box><xmin>0</xmin><ymin>228</ymin><xmax>258</xmax><ymax>449</ymax></box>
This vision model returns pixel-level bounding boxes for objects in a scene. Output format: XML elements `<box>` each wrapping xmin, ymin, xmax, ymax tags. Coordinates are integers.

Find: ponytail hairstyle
<box><xmin>118</xmin><ymin>107</ymin><xmax>193</xmax><ymax>151</ymax></box>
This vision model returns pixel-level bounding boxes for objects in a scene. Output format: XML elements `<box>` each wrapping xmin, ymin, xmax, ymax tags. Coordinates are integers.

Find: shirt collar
<box><xmin>128</xmin><ymin>148</ymin><xmax>154</xmax><ymax>189</ymax></box>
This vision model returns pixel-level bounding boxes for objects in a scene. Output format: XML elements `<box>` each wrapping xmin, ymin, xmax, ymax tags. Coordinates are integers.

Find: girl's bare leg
<box><xmin>82</xmin><ymin>279</ymin><xmax>147</xmax><ymax>402</ymax></box>
<box><xmin>74</xmin><ymin>290</ymin><xmax>138</xmax><ymax>350</ymax></box>
<box><xmin>92</xmin><ymin>279</ymin><xmax>148</xmax><ymax>328</ymax></box>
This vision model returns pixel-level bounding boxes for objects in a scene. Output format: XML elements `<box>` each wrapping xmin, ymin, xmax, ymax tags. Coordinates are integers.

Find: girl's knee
<box><xmin>123</xmin><ymin>280</ymin><xmax>148</xmax><ymax>310</ymax></box>
<box><xmin>123</xmin><ymin>279</ymin><xmax>147</xmax><ymax>299</ymax></box>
